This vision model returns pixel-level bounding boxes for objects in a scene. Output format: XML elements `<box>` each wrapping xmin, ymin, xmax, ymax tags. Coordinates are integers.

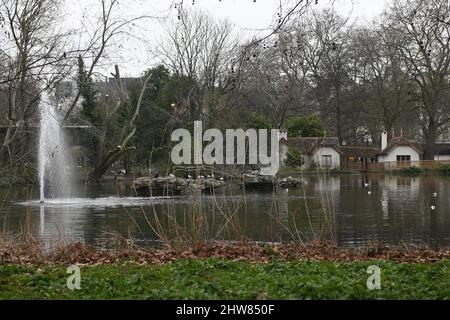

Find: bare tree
<box><xmin>0</xmin><ymin>0</ymin><xmax>145</xmax><ymax>170</ymax></box>
<box><xmin>85</xmin><ymin>64</ymin><xmax>152</xmax><ymax>182</ymax></box>
<box><xmin>385</xmin><ymin>0</ymin><xmax>450</xmax><ymax>159</ymax></box>
<box><xmin>238</xmin><ymin>31</ymin><xmax>312</xmax><ymax>129</ymax></box>
<box><xmin>158</xmin><ymin>10</ymin><xmax>240</xmax><ymax>127</ymax></box>
<box><xmin>354</xmin><ymin>26</ymin><xmax>417</xmax><ymax>141</ymax></box>
<box><xmin>305</xmin><ymin>9</ymin><xmax>360</xmax><ymax>144</ymax></box>
<box><xmin>0</xmin><ymin>0</ymin><xmax>74</xmax><ymax>169</ymax></box>
<box><xmin>62</xmin><ymin>0</ymin><xmax>156</xmax><ymax>122</ymax></box>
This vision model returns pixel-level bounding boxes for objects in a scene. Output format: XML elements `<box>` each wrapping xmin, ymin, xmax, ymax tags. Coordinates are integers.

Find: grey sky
<box><xmin>67</xmin><ymin>0</ymin><xmax>389</xmax><ymax>77</ymax></box>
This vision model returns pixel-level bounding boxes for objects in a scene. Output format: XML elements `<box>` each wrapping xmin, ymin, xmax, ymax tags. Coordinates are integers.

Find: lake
<box><xmin>1</xmin><ymin>174</ymin><xmax>449</xmax><ymax>248</ymax></box>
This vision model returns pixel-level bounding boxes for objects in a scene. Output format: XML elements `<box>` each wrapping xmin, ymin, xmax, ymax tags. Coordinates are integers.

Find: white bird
<box><xmin>433</xmin><ymin>192</ymin><xmax>438</xmax><ymax>197</ymax></box>
<box><xmin>168</xmin><ymin>174</ymin><xmax>175</xmax><ymax>178</ymax></box>
<box><xmin>368</xmin><ymin>191</ymin><xmax>372</xmax><ymax>195</ymax></box>
<box><xmin>219</xmin><ymin>177</ymin><xmax>224</xmax><ymax>181</ymax></box>
<box><xmin>187</xmin><ymin>175</ymin><xmax>193</xmax><ymax>179</ymax></box>
<box><xmin>364</xmin><ymin>183</ymin><xmax>369</xmax><ymax>188</ymax></box>
<box><xmin>431</xmin><ymin>205</ymin><xmax>436</xmax><ymax>211</ymax></box>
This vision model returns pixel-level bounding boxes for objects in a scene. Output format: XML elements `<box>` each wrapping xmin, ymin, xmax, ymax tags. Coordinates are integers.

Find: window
<box><xmin>443</xmin><ymin>130</ymin><xmax>450</xmax><ymax>141</ymax></box>
<box><xmin>322</xmin><ymin>155</ymin><xmax>332</xmax><ymax>167</ymax></box>
<box><xmin>396</xmin><ymin>155</ymin><xmax>411</xmax><ymax>162</ymax></box>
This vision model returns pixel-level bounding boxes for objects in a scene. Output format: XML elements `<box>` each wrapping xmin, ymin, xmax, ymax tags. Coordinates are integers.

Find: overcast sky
<box><xmin>66</xmin><ymin>0</ymin><xmax>390</xmax><ymax>77</ymax></box>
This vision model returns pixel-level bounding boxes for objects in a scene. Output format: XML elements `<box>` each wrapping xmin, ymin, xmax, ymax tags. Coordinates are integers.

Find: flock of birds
<box><xmin>364</xmin><ymin>182</ymin><xmax>372</xmax><ymax>195</ymax></box>
<box><xmin>165</xmin><ymin>172</ymin><xmax>225</xmax><ymax>181</ymax></box>
<box><xmin>125</xmin><ymin>169</ymin><xmax>442</xmax><ymax>211</ymax></box>
<box><xmin>431</xmin><ymin>192</ymin><xmax>438</xmax><ymax>211</ymax></box>
<box><xmin>364</xmin><ymin>181</ymin><xmax>439</xmax><ymax>211</ymax></box>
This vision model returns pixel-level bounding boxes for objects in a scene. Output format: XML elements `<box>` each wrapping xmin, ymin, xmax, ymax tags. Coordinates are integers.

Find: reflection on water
<box><xmin>1</xmin><ymin>174</ymin><xmax>450</xmax><ymax>248</ymax></box>
<box><xmin>18</xmin><ymin>196</ymin><xmax>179</xmax><ymax>208</ymax></box>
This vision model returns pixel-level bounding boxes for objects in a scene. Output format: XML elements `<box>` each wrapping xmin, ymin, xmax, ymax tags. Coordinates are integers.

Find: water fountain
<box><xmin>19</xmin><ymin>92</ymin><xmax>171</xmax><ymax>245</ymax></box>
<box><xmin>38</xmin><ymin>92</ymin><xmax>75</xmax><ymax>202</ymax></box>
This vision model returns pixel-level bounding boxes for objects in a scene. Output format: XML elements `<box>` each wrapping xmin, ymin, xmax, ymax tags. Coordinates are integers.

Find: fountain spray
<box><xmin>38</xmin><ymin>92</ymin><xmax>75</xmax><ymax>202</ymax></box>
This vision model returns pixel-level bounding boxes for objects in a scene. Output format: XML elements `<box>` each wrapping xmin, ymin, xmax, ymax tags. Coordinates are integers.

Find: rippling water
<box><xmin>1</xmin><ymin>174</ymin><xmax>450</xmax><ymax>248</ymax></box>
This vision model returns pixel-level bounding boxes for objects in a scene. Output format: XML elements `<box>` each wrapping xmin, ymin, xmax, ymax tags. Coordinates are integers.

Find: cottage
<box><xmin>433</xmin><ymin>131</ymin><xmax>450</xmax><ymax>160</ymax></box>
<box><xmin>434</xmin><ymin>146</ymin><xmax>450</xmax><ymax>161</ymax></box>
<box><xmin>340</xmin><ymin>145</ymin><xmax>379</xmax><ymax>171</ymax></box>
<box><xmin>280</xmin><ymin>131</ymin><xmax>425</xmax><ymax>171</ymax></box>
<box><xmin>280</xmin><ymin>137</ymin><xmax>342</xmax><ymax>169</ymax></box>
<box><xmin>377</xmin><ymin>132</ymin><xmax>422</xmax><ymax>164</ymax></box>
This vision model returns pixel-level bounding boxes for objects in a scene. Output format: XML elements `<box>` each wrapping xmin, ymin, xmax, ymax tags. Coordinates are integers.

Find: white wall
<box><xmin>434</xmin><ymin>155</ymin><xmax>450</xmax><ymax>161</ymax></box>
<box><xmin>378</xmin><ymin>146</ymin><xmax>420</xmax><ymax>163</ymax></box>
<box><xmin>280</xmin><ymin>145</ymin><xmax>340</xmax><ymax>169</ymax></box>
<box><xmin>312</xmin><ymin>147</ymin><xmax>341</xmax><ymax>169</ymax></box>
<box><xmin>280</xmin><ymin>143</ymin><xmax>288</xmax><ymax>167</ymax></box>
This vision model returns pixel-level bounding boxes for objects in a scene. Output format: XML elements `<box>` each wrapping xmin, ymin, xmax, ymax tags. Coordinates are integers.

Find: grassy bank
<box><xmin>1</xmin><ymin>259</ymin><xmax>449</xmax><ymax>300</ymax></box>
<box><xmin>1</xmin><ymin>241</ymin><xmax>450</xmax><ymax>300</ymax></box>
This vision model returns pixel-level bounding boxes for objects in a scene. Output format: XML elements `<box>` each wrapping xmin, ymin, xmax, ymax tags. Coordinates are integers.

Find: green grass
<box><xmin>1</xmin><ymin>259</ymin><xmax>449</xmax><ymax>300</ymax></box>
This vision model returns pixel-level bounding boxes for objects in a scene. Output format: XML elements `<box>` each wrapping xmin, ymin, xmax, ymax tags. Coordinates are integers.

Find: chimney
<box><xmin>278</xmin><ymin>131</ymin><xmax>288</xmax><ymax>142</ymax></box>
<box><xmin>381</xmin><ymin>131</ymin><xmax>388</xmax><ymax>150</ymax></box>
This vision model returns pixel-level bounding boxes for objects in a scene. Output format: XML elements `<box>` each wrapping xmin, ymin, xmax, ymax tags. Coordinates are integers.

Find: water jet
<box><xmin>38</xmin><ymin>92</ymin><xmax>75</xmax><ymax>202</ymax></box>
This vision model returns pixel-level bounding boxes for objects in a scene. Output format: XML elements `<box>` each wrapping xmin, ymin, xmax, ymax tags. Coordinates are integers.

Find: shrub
<box><xmin>439</xmin><ymin>164</ymin><xmax>450</xmax><ymax>175</ymax></box>
<box><xmin>286</xmin><ymin>147</ymin><xmax>305</xmax><ymax>167</ymax></box>
<box><xmin>248</xmin><ymin>112</ymin><xmax>271</xmax><ymax>130</ymax></box>
<box><xmin>285</xmin><ymin>116</ymin><xmax>326</xmax><ymax>138</ymax></box>
<box><xmin>397</xmin><ymin>166</ymin><xmax>423</xmax><ymax>175</ymax></box>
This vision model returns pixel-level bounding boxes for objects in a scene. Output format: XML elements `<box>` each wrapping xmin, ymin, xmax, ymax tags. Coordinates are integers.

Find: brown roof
<box><xmin>379</xmin><ymin>136</ymin><xmax>422</xmax><ymax>156</ymax></box>
<box><xmin>341</xmin><ymin>145</ymin><xmax>380</xmax><ymax>158</ymax></box>
<box><xmin>285</xmin><ymin>137</ymin><xmax>343</xmax><ymax>155</ymax></box>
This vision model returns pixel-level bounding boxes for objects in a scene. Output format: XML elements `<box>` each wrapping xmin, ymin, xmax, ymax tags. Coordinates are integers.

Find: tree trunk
<box><xmin>423</xmin><ymin>123</ymin><xmax>437</xmax><ymax>160</ymax></box>
<box><xmin>87</xmin><ymin>146</ymin><xmax>135</xmax><ymax>182</ymax></box>
<box><xmin>336</xmin><ymin>105</ymin><xmax>343</xmax><ymax>144</ymax></box>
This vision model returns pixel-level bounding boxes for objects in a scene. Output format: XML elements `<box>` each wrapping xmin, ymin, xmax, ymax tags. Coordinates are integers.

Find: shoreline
<box><xmin>2</xmin><ymin>240</ymin><xmax>450</xmax><ymax>266</ymax></box>
<box><xmin>3</xmin><ymin>170</ymin><xmax>450</xmax><ymax>188</ymax></box>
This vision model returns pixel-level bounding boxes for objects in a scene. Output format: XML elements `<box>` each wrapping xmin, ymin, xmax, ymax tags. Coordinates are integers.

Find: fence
<box><xmin>366</xmin><ymin>160</ymin><xmax>450</xmax><ymax>173</ymax></box>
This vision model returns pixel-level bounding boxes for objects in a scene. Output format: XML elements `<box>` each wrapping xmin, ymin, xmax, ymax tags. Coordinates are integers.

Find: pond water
<box><xmin>1</xmin><ymin>174</ymin><xmax>450</xmax><ymax>248</ymax></box>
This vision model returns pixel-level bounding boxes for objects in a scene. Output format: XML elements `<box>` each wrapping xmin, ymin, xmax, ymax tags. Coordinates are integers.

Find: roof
<box><xmin>379</xmin><ymin>136</ymin><xmax>422</xmax><ymax>156</ymax></box>
<box><xmin>284</xmin><ymin>136</ymin><xmax>424</xmax><ymax>158</ymax></box>
<box><xmin>341</xmin><ymin>145</ymin><xmax>380</xmax><ymax>158</ymax></box>
<box><xmin>285</xmin><ymin>137</ymin><xmax>343</xmax><ymax>155</ymax></box>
